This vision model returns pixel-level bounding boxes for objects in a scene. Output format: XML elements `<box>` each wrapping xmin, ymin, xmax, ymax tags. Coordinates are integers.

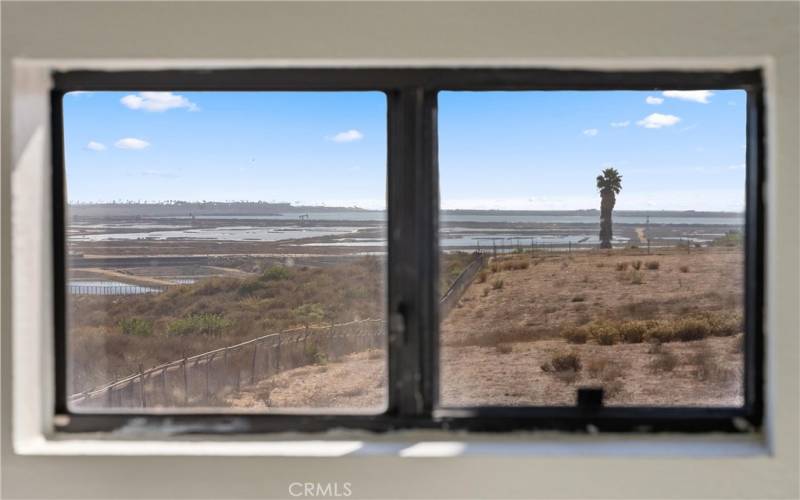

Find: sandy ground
<box><xmin>226</xmin><ymin>349</ymin><xmax>387</xmax><ymax>410</ymax></box>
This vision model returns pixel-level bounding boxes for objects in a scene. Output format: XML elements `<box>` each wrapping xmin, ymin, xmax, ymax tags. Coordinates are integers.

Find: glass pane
<box><xmin>439</xmin><ymin>90</ymin><xmax>746</xmax><ymax>407</ymax></box>
<box><xmin>64</xmin><ymin>91</ymin><xmax>388</xmax><ymax>412</ymax></box>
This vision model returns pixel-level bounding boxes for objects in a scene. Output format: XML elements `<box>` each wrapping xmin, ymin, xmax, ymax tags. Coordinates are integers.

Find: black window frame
<box><xmin>51</xmin><ymin>68</ymin><xmax>765</xmax><ymax>434</ymax></box>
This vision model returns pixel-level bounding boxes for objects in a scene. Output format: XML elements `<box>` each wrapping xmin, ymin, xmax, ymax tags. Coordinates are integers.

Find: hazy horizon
<box><xmin>65</xmin><ymin>199</ymin><xmax>745</xmax><ymax>215</ymax></box>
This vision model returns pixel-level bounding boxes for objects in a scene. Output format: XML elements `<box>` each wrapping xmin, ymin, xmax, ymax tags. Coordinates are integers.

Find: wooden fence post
<box><xmin>138</xmin><ymin>364</ymin><xmax>146</xmax><ymax>408</ymax></box>
<box><xmin>161</xmin><ymin>367</ymin><xmax>168</xmax><ymax>406</ymax></box>
<box><xmin>250</xmin><ymin>341</ymin><xmax>258</xmax><ymax>385</ymax></box>
<box><xmin>182</xmin><ymin>356</ymin><xmax>189</xmax><ymax>405</ymax></box>
<box><xmin>205</xmin><ymin>354</ymin><xmax>212</xmax><ymax>401</ymax></box>
<box><xmin>223</xmin><ymin>347</ymin><xmax>229</xmax><ymax>391</ymax></box>
<box><xmin>275</xmin><ymin>338</ymin><xmax>282</xmax><ymax>373</ymax></box>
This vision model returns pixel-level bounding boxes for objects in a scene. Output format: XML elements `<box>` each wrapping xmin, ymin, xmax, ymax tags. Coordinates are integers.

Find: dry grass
<box><xmin>439</xmin><ymin>247</ymin><xmax>744</xmax><ymax>406</ymax></box>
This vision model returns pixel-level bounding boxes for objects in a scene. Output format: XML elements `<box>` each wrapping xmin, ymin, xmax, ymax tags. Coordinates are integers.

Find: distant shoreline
<box><xmin>67</xmin><ymin>202</ymin><xmax>743</xmax><ymax>219</ymax></box>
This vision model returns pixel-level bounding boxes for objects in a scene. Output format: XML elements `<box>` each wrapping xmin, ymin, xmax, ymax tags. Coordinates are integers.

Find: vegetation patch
<box><xmin>557</xmin><ymin>312</ymin><xmax>742</xmax><ymax>347</ymax></box>
<box><xmin>647</xmin><ymin>349</ymin><xmax>679</xmax><ymax>373</ymax></box>
<box><xmin>541</xmin><ymin>351</ymin><xmax>582</xmax><ymax>373</ymax></box>
<box><xmin>627</xmin><ymin>270</ymin><xmax>644</xmax><ymax>285</ymax></box>
<box><xmin>167</xmin><ymin>313</ymin><xmax>231</xmax><ymax>337</ymax></box>
<box><xmin>561</xmin><ymin>326</ymin><xmax>589</xmax><ymax>344</ymax></box>
<box><xmin>118</xmin><ymin>317</ymin><xmax>153</xmax><ymax>337</ymax></box>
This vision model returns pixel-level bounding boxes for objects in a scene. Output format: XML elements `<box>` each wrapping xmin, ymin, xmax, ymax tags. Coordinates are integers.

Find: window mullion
<box><xmin>387</xmin><ymin>87</ymin><xmax>439</xmax><ymax>418</ymax></box>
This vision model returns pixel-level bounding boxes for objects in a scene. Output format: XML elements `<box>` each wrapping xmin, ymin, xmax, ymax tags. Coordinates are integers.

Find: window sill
<box><xmin>17</xmin><ymin>431</ymin><xmax>767</xmax><ymax>458</ymax></box>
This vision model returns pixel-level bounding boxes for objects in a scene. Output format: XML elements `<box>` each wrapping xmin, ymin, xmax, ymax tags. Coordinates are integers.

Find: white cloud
<box><xmin>582</xmin><ymin>128</ymin><xmax>599</xmax><ymax>137</ymax></box>
<box><xmin>637</xmin><ymin>113</ymin><xmax>681</xmax><ymax>129</ymax></box>
<box><xmin>327</xmin><ymin>129</ymin><xmax>364</xmax><ymax>143</ymax></box>
<box><xmin>645</xmin><ymin>96</ymin><xmax>664</xmax><ymax>105</ymax></box>
<box><xmin>86</xmin><ymin>141</ymin><xmax>106</xmax><ymax>151</ymax></box>
<box><xmin>114</xmin><ymin>137</ymin><xmax>150</xmax><ymax>150</ymax></box>
<box><xmin>67</xmin><ymin>91</ymin><xmax>93</xmax><ymax>97</ymax></box>
<box><xmin>610</xmin><ymin>121</ymin><xmax>630</xmax><ymax>128</ymax></box>
<box><xmin>120</xmin><ymin>92</ymin><xmax>199</xmax><ymax>112</ymax></box>
<box><xmin>662</xmin><ymin>90</ymin><xmax>713</xmax><ymax>104</ymax></box>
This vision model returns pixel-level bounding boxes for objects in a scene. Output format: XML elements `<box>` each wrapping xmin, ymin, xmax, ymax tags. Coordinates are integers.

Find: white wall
<box><xmin>2</xmin><ymin>2</ymin><xmax>798</xmax><ymax>499</ymax></box>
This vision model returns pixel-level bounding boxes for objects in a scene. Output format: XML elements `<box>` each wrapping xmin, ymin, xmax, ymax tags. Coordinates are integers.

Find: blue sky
<box><xmin>63</xmin><ymin>89</ymin><xmax>746</xmax><ymax>211</ymax></box>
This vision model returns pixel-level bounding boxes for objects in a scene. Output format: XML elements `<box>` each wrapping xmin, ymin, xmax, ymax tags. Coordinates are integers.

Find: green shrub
<box><xmin>304</xmin><ymin>341</ymin><xmax>328</xmax><ymax>365</ymax></box>
<box><xmin>583</xmin><ymin>321</ymin><xmax>619</xmax><ymax>345</ymax></box>
<box><xmin>645</xmin><ymin>261</ymin><xmax>660</xmax><ymax>270</ymax></box>
<box><xmin>118</xmin><ymin>317</ymin><xmax>153</xmax><ymax>337</ymax></box>
<box><xmin>237</xmin><ymin>279</ymin><xmax>266</xmax><ymax>296</ymax></box>
<box><xmin>561</xmin><ymin>326</ymin><xmax>589</xmax><ymax>344</ymax></box>
<box><xmin>648</xmin><ymin>351</ymin><xmax>679</xmax><ymax>373</ymax></box>
<box><xmin>594</xmin><ymin>329</ymin><xmax>619</xmax><ymax>346</ymax></box>
<box><xmin>541</xmin><ymin>352</ymin><xmax>582</xmax><ymax>373</ymax></box>
<box><xmin>618</xmin><ymin>321</ymin><xmax>647</xmax><ymax>343</ymax></box>
<box><xmin>261</xmin><ymin>265</ymin><xmax>290</xmax><ymax>281</ymax></box>
<box><xmin>294</xmin><ymin>303</ymin><xmax>326</xmax><ymax>326</ymax></box>
<box><xmin>711</xmin><ymin>230</ymin><xmax>743</xmax><ymax>247</ymax></box>
<box><xmin>492</xmin><ymin>279</ymin><xmax>504</xmax><ymax>290</ymax></box>
<box><xmin>167</xmin><ymin>313</ymin><xmax>231</xmax><ymax>337</ymax></box>
<box><xmin>708</xmin><ymin>313</ymin><xmax>743</xmax><ymax>337</ymax></box>
<box><xmin>673</xmin><ymin>317</ymin><xmax>712</xmax><ymax>341</ymax></box>
<box><xmin>645</xmin><ymin>320</ymin><xmax>676</xmax><ymax>343</ymax></box>
<box><xmin>628</xmin><ymin>270</ymin><xmax>644</xmax><ymax>285</ymax></box>
<box><xmin>631</xmin><ymin>260</ymin><xmax>642</xmax><ymax>270</ymax></box>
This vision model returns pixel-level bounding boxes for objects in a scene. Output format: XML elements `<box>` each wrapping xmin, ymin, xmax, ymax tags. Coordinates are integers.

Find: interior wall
<box><xmin>2</xmin><ymin>2</ymin><xmax>798</xmax><ymax>499</ymax></box>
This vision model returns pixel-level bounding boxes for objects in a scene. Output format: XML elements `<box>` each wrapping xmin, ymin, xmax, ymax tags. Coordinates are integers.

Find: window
<box><xmin>52</xmin><ymin>68</ymin><xmax>764</xmax><ymax>433</ymax></box>
<box><xmin>438</xmin><ymin>90</ymin><xmax>747</xmax><ymax>408</ymax></box>
<box><xmin>62</xmin><ymin>91</ymin><xmax>388</xmax><ymax>413</ymax></box>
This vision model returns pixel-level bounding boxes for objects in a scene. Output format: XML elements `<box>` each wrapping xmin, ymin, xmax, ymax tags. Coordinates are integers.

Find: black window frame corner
<box><xmin>50</xmin><ymin>67</ymin><xmax>765</xmax><ymax>435</ymax></box>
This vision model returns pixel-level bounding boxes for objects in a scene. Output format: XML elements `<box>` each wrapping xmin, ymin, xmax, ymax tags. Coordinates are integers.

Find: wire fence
<box><xmin>440</xmin><ymin>252</ymin><xmax>484</xmax><ymax>319</ymax></box>
<box><xmin>70</xmin><ymin>318</ymin><xmax>385</xmax><ymax>409</ymax></box>
<box><xmin>68</xmin><ymin>284</ymin><xmax>166</xmax><ymax>295</ymax></box>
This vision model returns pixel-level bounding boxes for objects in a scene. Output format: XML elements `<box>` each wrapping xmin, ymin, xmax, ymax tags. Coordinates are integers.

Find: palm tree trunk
<box><xmin>599</xmin><ymin>193</ymin><xmax>614</xmax><ymax>249</ymax></box>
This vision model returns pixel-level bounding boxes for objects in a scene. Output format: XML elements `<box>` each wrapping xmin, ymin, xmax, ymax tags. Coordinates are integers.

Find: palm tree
<box><xmin>596</xmin><ymin>168</ymin><xmax>623</xmax><ymax>249</ymax></box>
